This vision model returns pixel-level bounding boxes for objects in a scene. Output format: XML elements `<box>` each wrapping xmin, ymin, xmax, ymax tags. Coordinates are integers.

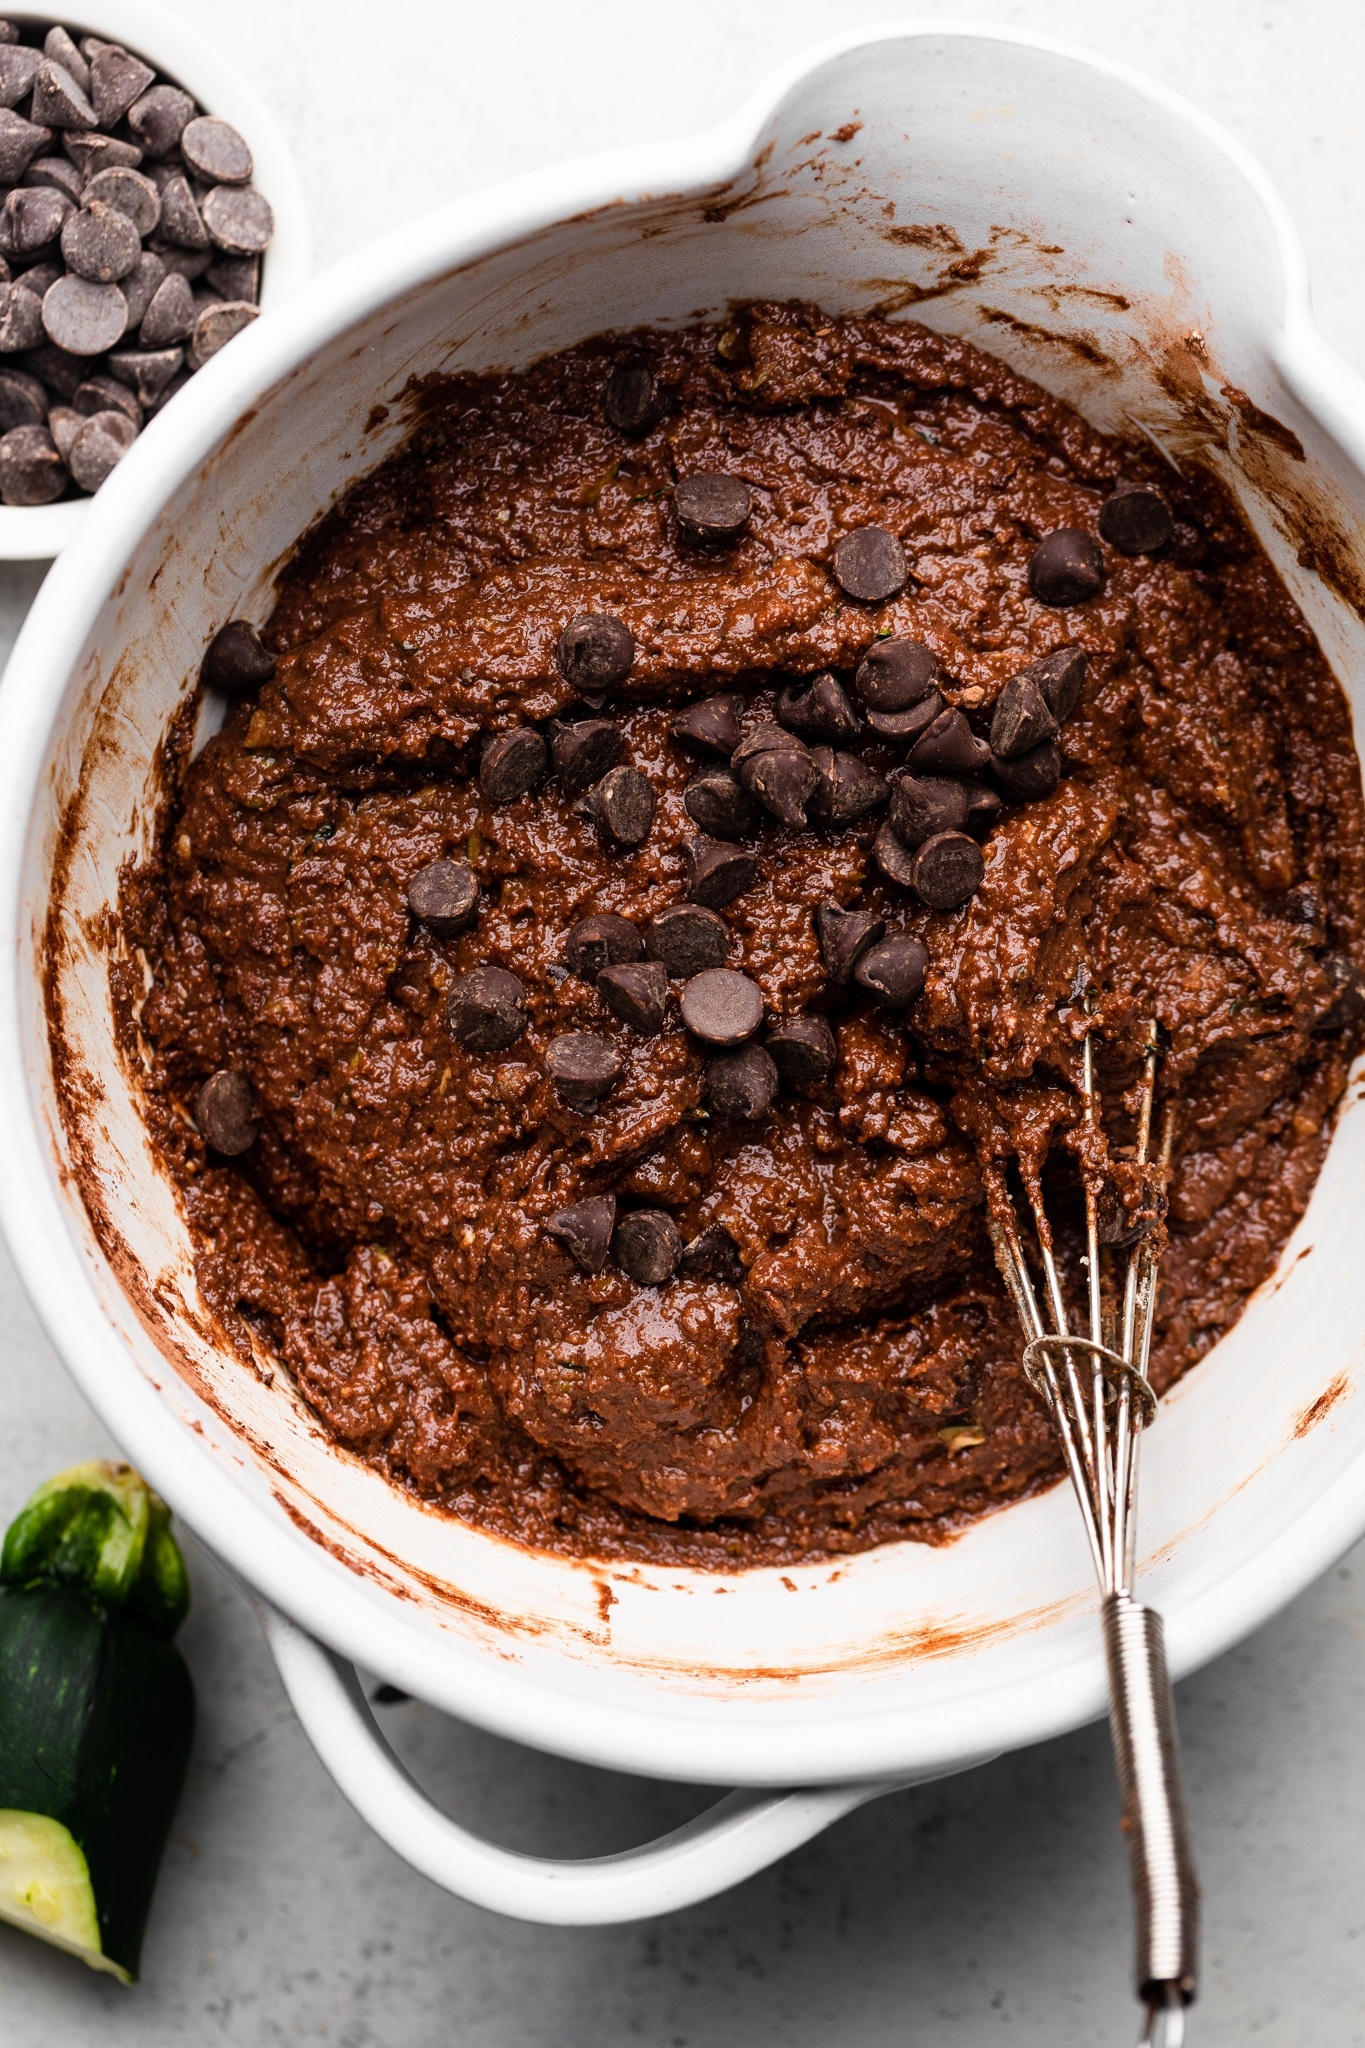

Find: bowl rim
<box><xmin>0</xmin><ymin>0</ymin><xmax>311</xmax><ymax>560</ymax></box>
<box><xmin>4</xmin><ymin>17</ymin><xmax>1365</xmax><ymax>1786</ymax></box>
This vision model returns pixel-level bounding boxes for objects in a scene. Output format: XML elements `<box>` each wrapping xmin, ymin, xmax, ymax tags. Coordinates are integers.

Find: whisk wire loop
<box><xmin>987</xmin><ymin>1020</ymin><xmax>1198</xmax><ymax>2040</ymax></box>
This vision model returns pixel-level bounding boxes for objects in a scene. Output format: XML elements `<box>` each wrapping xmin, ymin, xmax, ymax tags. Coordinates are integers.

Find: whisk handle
<box><xmin>1102</xmin><ymin>1594</ymin><xmax>1200</xmax><ymax>2019</ymax></box>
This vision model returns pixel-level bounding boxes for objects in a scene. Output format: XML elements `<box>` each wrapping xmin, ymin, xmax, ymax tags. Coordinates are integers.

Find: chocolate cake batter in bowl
<box><xmin>7</xmin><ymin>26</ymin><xmax>1365</xmax><ymax>1921</ymax></box>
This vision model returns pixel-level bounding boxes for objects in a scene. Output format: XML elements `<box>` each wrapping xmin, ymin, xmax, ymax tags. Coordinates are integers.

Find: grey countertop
<box><xmin>5</xmin><ymin>2</ymin><xmax>1365</xmax><ymax>2040</ymax></box>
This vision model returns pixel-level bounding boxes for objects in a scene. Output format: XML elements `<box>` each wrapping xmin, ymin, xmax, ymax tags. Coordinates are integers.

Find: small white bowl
<box><xmin>0</xmin><ymin>0</ymin><xmax>310</xmax><ymax>559</ymax></box>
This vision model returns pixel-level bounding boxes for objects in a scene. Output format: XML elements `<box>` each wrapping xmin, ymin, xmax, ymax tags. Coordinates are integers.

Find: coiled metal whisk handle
<box><xmin>1103</xmin><ymin>1594</ymin><xmax>1199</xmax><ymax>2045</ymax></box>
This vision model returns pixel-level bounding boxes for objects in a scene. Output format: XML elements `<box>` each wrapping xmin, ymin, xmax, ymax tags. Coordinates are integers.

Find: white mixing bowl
<box><xmin>4</xmin><ymin>23</ymin><xmax>1365</xmax><ymax>1924</ymax></box>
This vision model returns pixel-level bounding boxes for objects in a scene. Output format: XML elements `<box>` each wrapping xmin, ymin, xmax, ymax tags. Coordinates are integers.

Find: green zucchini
<box><xmin>0</xmin><ymin>1461</ymin><xmax>195</xmax><ymax>1982</ymax></box>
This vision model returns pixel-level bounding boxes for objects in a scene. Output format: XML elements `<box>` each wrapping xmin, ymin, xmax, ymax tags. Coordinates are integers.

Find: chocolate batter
<box><xmin>115</xmin><ymin>303</ymin><xmax>1365</xmax><ymax>1567</ymax></box>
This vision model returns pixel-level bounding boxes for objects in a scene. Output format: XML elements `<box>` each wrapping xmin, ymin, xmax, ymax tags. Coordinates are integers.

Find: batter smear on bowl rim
<box><xmin>113</xmin><ymin>302</ymin><xmax>1365</xmax><ymax>1567</ymax></box>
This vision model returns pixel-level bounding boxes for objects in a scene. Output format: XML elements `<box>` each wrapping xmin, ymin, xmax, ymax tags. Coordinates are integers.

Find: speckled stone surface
<box><xmin>5</xmin><ymin>4</ymin><xmax>1365</xmax><ymax>2041</ymax></box>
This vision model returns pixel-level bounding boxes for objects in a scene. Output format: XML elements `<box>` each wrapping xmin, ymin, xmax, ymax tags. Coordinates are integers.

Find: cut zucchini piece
<box><xmin>0</xmin><ymin>1465</ymin><xmax>195</xmax><ymax>1981</ymax></box>
<box><xmin>0</xmin><ymin>1810</ymin><xmax>126</xmax><ymax>1981</ymax></box>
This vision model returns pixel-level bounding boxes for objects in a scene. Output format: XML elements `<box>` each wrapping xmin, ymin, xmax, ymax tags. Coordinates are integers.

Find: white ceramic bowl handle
<box><xmin>261</xmin><ymin>1605</ymin><xmax>908</xmax><ymax>1925</ymax></box>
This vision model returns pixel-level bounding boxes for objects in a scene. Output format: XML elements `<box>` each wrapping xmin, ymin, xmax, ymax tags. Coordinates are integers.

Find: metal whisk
<box><xmin>986</xmin><ymin>1016</ymin><xmax>1199</xmax><ymax>2048</ymax></box>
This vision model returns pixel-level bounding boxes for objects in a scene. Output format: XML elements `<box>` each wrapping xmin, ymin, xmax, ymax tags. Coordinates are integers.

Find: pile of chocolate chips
<box><xmin>190</xmin><ymin>357</ymin><xmax>1181</xmax><ymax>1295</ymax></box>
<box><xmin>0</xmin><ymin>19</ymin><xmax>273</xmax><ymax>505</ymax></box>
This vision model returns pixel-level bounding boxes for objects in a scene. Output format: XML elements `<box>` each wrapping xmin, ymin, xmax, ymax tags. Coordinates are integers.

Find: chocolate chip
<box><xmin>46</xmin><ymin>403</ymin><xmax>78</xmax><ymax>461</ymax></box>
<box><xmin>680</xmin><ymin>967</ymin><xmax>763</xmax><ymax>1046</ymax></box>
<box><xmin>202</xmin><ymin>619</ymin><xmax>275</xmax><ymax>694</ymax></box>
<box><xmin>863</xmin><ymin>692</ymin><xmax>944</xmax><ymax>743</ymax></box>
<box><xmin>0</xmin><ymin>422</ymin><xmax>63</xmax><ymax>503</ymax></box>
<box><xmin>43</xmin><ymin>28</ymin><xmax>89</xmax><ymax>93</ymax></box>
<box><xmin>530</xmin><ymin>713</ymin><xmax>613</xmax><ymax>805</ymax></box>
<box><xmin>158</xmin><ymin>172</ymin><xmax>209</xmax><ymax>251</ymax></box>
<box><xmin>181</xmin><ymin>115</ymin><xmax>252</xmax><ymax>186</ymax></box>
<box><xmin>1169</xmin><ymin>519</ymin><xmax>1207</xmax><ymax>568</ymax></box>
<box><xmin>961</xmin><ymin>780</ymin><xmax>1005</xmax><ymax>837</ymax></box>
<box><xmin>586</xmin><ymin>764</ymin><xmax>654</xmax><ymax>847</ymax></box>
<box><xmin>889</xmin><ymin>772</ymin><xmax>969</xmax><ymax>847</ymax></box>
<box><xmin>480</xmin><ymin>727</ymin><xmax>547</xmax><ymax>804</ymax></box>
<box><xmin>832</xmin><ymin>526</ymin><xmax>908</xmax><ymax>603</ymax></box>
<box><xmin>776</xmin><ymin>671</ymin><xmax>859</xmax><ymax>743</ymax></box>
<box><xmin>992</xmin><ymin>739</ymin><xmax>1062</xmax><ymax>802</ymax></box>
<box><xmin>816</xmin><ymin>902</ymin><xmax>886</xmax><ymax>985</ymax></box>
<box><xmin>67</xmin><ymin>407</ymin><xmax>134</xmax><ymax>489</ymax></box>
<box><xmin>705</xmin><ymin>1043</ymin><xmax>778</xmax><ymax>1120</ymax></box>
<box><xmin>407</xmin><ymin>858</ymin><xmax>480</xmax><ymax>936</ymax></box>
<box><xmin>1100</xmin><ymin>482</ymin><xmax>1173</xmax><ymax>556</ymax></box>
<box><xmin>193</xmin><ymin>1068</ymin><xmax>257</xmax><ymax>1154</ymax></box>
<box><xmin>202</xmin><ymin>183</ymin><xmax>274</xmax><ymax>255</ymax></box>
<box><xmin>139</xmin><ymin>270</ymin><xmax>193</xmax><ymax>347</ymax></box>
<box><xmin>1021</xmin><ymin>644</ymin><xmax>1087</xmax><ymax>722</ymax></box>
<box><xmin>20</xmin><ymin>340</ymin><xmax>85</xmax><ymax>397</ymax></box>
<box><xmin>912</xmin><ymin>831</ymin><xmax>985</xmax><ymax>911</ymax></box>
<box><xmin>106</xmin><ymin>345</ymin><xmax>183</xmax><ymax>404</ymax></box>
<box><xmin>564</xmin><ymin>915</ymin><xmax>642</xmax><ymax>980</ymax></box>
<box><xmin>990</xmin><ymin>673</ymin><xmax>1059</xmax><ymax>760</ymax></box>
<box><xmin>646</xmin><ymin>904</ymin><xmax>729</xmax><ymax>978</ymax></box>
<box><xmin>546</xmin><ymin>1194</ymin><xmax>616</xmax><ymax>1274</ymax></box>
<box><xmin>596</xmin><ymin>959</ymin><xmax>668</xmax><ymax>1034</ymax></box>
<box><xmin>736</xmin><ymin>732</ymin><xmax>818</xmax><ymax>828</ymax></box>
<box><xmin>1029</xmin><ymin>528</ymin><xmax>1105</xmax><ymax>607</ymax></box>
<box><xmin>672</xmin><ymin>693</ymin><xmax>743</xmax><ymax>756</ymax></box>
<box><xmin>546</xmin><ymin>1032</ymin><xmax>622</xmax><ymax>1109</ymax></box>
<box><xmin>79</xmin><ymin>166</ymin><xmax>159</xmax><ymax>237</ymax></box>
<box><xmin>0</xmin><ymin>46</ymin><xmax>39</xmax><ymax>106</ymax></box>
<box><xmin>873</xmin><ymin>820</ymin><xmax>919</xmax><ymax>888</ymax></box>
<box><xmin>854</xmin><ymin>934</ymin><xmax>929</xmax><ymax>1006</ymax></box>
<box><xmin>679</xmin><ymin>1224</ymin><xmax>743</xmax><ymax>1282</ymax></box>
<box><xmin>188</xmin><ymin>298</ymin><xmax>258</xmax><ymax>369</ymax></box>
<box><xmin>909</xmin><ymin>707</ymin><xmax>992</xmax><ymax>776</ymax></box>
<box><xmin>0</xmin><ymin>110</ymin><xmax>52</xmax><ymax>184</ymax></box>
<box><xmin>556</xmin><ymin>612</ymin><xmax>634</xmax><ymax>692</ymax></box>
<box><xmin>765</xmin><ymin>1014</ymin><xmax>837</xmax><ymax>1083</ymax></box>
<box><xmin>614</xmin><ymin>1208</ymin><xmax>683</xmax><ymax>1286</ymax></box>
<box><xmin>855</xmin><ymin>638</ymin><xmax>940</xmax><ymax>713</ymax></box>
<box><xmin>205</xmin><ymin>254</ymin><xmax>258</xmax><ymax>304</ymax></box>
<box><xmin>675</xmin><ymin>470</ymin><xmax>751</xmax><ymax>541</ymax></box>
<box><xmin>729</xmin><ymin>722</ymin><xmax>790</xmax><ymax>768</ymax></box>
<box><xmin>604</xmin><ymin>355</ymin><xmax>663</xmax><ymax>435</ymax></box>
<box><xmin>446</xmin><ymin>964</ymin><xmax>529</xmax><ymax>1050</ymax></box>
<box><xmin>119</xmin><ymin>250</ymin><xmax>166</xmax><ymax>330</ymax></box>
<box><xmin>685</xmin><ymin>836</ymin><xmax>758</xmax><ymax>908</ymax></box>
<box><xmin>23</xmin><ymin>156</ymin><xmax>83</xmax><ymax>202</ymax></box>
<box><xmin>63</xmin><ymin>131</ymin><xmax>142</xmax><ymax>177</ymax></box>
<box><xmin>1316</xmin><ymin>953</ymin><xmax>1365</xmax><ymax>1033</ymax></box>
<box><xmin>0</xmin><ymin>284</ymin><xmax>44</xmax><ymax>353</ymax></box>
<box><xmin>42</xmin><ymin>273</ymin><xmax>126</xmax><ymax>354</ymax></box>
<box><xmin>808</xmin><ymin>748</ymin><xmax>888</xmax><ymax>828</ymax></box>
<box><xmin>61</xmin><ymin>199</ymin><xmax>141</xmax><ymax>283</ymax></box>
<box><xmin>31</xmin><ymin>60</ymin><xmax>97</xmax><ymax>133</ymax></box>
<box><xmin>89</xmin><ymin>44</ymin><xmax>154</xmax><ymax>128</ymax></box>
<box><xmin>128</xmin><ymin>85</ymin><xmax>195</xmax><ymax>158</ymax></box>
<box><xmin>0</xmin><ymin>186</ymin><xmax>72</xmax><ymax>257</ymax></box>
<box><xmin>146</xmin><ymin>239</ymin><xmax>211</xmax><ymax>283</ymax></box>
<box><xmin>14</xmin><ymin>263</ymin><xmax>59</xmax><ymax>300</ymax></box>
<box><xmin>0</xmin><ymin>367</ymin><xmax>45</xmax><ymax>428</ymax></box>
<box><xmin>1268</xmin><ymin>884</ymin><xmax>1325</xmax><ymax>931</ymax></box>
<box><xmin>144</xmin><ymin>367</ymin><xmax>189</xmax><ymax>419</ymax></box>
<box><xmin>684</xmin><ymin>766</ymin><xmax>757</xmax><ymax>840</ymax></box>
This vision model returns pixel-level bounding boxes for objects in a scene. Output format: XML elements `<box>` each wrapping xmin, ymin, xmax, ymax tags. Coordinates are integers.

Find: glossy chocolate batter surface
<box><xmin>115</xmin><ymin>304</ymin><xmax>1365</xmax><ymax>1565</ymax></box>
